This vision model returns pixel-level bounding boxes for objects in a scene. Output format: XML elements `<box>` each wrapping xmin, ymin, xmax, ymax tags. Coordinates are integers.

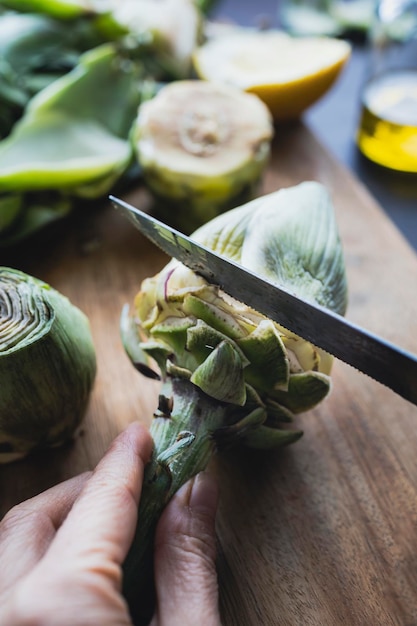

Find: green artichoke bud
<box><xmin>121</xmin><ymin>181</ymin><xmax>348</xmax><ymax>623</ymax></box>
<box><xmin>0</xmin><ymin>267</ymin><xmax>96</xmax><ymax>463</ymax></box>
<box><xmin>127</xmin><ymin>182</ymin><xmax>345</xmax><ymax>425</ymax></box>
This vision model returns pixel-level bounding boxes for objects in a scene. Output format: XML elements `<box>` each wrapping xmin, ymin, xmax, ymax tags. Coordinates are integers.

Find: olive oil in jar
<box><xmin>357</xmin><ymin>70</ymin><xmax>417</xmax><ymax>172</ymax></box>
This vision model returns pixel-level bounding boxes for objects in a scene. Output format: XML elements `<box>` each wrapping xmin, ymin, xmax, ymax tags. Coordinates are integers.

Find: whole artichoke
<box><xmin>0</xmin><ymin>267</ymin><xmax>96</xmax><ymax>463</ymax></box>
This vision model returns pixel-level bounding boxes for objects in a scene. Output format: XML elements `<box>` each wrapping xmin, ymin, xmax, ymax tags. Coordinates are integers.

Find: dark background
<box><xmin>212</xmin><ymin>0</ymin><xmax>417</xmax><ymax>250</ymax></box>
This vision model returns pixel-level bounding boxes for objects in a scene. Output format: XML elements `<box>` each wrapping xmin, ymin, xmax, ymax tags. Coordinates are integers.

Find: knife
<box><xmin>110</xmin><ymin>195</ymin><xmax>417</xmax><ymax>407</ymax></box>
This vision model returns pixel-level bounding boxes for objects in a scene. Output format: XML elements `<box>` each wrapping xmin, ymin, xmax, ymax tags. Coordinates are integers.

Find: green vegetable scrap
<box><xmin>0</xmin><ymin>43</ymin><xmax>144</xmax><ymax>246</ymax></box>
<box><xmin>0</xmin><ymin>0</ymin><xmax>97</xmax><ymax>20</ymax></box>
<box><xmin>120</xmin><ymin>180</ymin><xmax>348</xmax><ymax>623</ymax></box>
<box><xmin>0</xmin><ymin>11</ymin><xmax>105</xmax><ymax>138</ymax></box>
<box><xmin>0</xmin><ymin>267</ymin><xmax>96</xmax><ymax>464</ymax></box>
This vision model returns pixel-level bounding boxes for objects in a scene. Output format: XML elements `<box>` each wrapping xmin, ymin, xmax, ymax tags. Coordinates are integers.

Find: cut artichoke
<box><xmin>132</xmin><ymin>79</ymin><xmax>274</xmax><ymax>233</ymax></box>
<box><xmin>0</xmin><ymin>267</ymin><xmax>96</xmax><ymax>463</ymax></box>
<box><xmin>120</xmin><ymin>181</ymin><xmax>348</xmax><ymax>622</ymax></box>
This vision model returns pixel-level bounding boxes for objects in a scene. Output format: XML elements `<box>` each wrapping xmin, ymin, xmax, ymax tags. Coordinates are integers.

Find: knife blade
<box><xmin>110</xmin><ymin>195</ymin><xmax>417</xmax><ymax>407</ymax></box>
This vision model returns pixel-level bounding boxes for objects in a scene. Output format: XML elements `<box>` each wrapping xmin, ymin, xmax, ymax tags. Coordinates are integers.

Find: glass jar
<box><xmin>356</xmin><ymin>0</ymin><xmax>417</xmax><ymax>172</ymax></box>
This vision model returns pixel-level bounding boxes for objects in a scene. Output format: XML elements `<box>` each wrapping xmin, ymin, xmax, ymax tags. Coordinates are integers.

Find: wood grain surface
<box><xmin>2</xmin><ymin>122</ymin><xmax>417</xmax><ymax>626</ymax></box>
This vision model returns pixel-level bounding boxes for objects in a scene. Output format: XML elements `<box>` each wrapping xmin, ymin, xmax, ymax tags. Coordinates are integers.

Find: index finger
<box><xmin>43</xmin><ymin>422</ymin><xmax>152</xmax><ymax>570</ymax></box>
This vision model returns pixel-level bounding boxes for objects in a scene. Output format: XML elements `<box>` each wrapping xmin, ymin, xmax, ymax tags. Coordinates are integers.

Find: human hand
<box><xmin>0</xmin><ymin>423</ymin><xmax>221</xmax><ymax>626</ymax></box>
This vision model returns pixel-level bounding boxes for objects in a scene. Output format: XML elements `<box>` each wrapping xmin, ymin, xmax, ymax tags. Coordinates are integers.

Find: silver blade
<box><xmin>111</xmin><ymin>195</ymin><xmax>417</xmax><ymax>407</ymax></box>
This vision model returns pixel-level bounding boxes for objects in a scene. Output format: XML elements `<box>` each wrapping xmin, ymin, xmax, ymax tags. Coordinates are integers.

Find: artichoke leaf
<box><xmin>28</xmin><ymin>44</ymin><xmax>142</xmax><ymax>138</ymax></box>
<box><xmin>186</xmin><ymin>318</ymin><xmax>249</xmax><ymax>367</ymax></box>
<box><xmin>0</xmin><ymin>194</ymin><xmax>72</xmax><ymax>247</ymax></box>
<box><xmin>190</xmin><ymin>340</ymin><xmax>246</xmax><ymax>405</ymax></box>
<box><xmin>0</xmin><ymin>0</ymin><xmax>99</xmax><ymax>19</ymax></box>
<box><xmin>237</xmin><ymin>319</ymin><xmax>289</xmax><ymax>392</ymax></box>
<box><xmin>242</xmin><ymin>425</ymin><xmax>303</xmax><ymax>449</ymax></box>
<box><xmin>213</xmin><ymin>406</ymin><xmax>266</xmax><ymax>448</ymax></box>
<box><xmin>0</xmin><ymin>112</ymin><xmax>132</xmax><ymax>192</ymax></box>
<box><xmin>151</xmin><ymin>315</ymin><xmax>195</xmax><ymax>354</ymax></box>
<box><xmin>0</xmin><ymin>12</ymin><xmax>106</xmax><ymax>137</ymax></box>
<box><xmin>191</xmin><ymin>194</ymin><xmax>264</xmax><ymax>262</ymax></box>
<box><xmin>240</xmin><ymin>181</ymin><xmax>348</xmax><ymax>315</ymax></box>
<box><xmin>271</xmin><ymin>370</ymin><xmax>331</xmax><ymax>413</ymax></box>
<box><xmin>0</xmin><ymin>44</ymin><xmax>143</xmax><ymax>197</ymax></box>
<box><xmin>120</xmin><ymin>303</ymin><xmax>160</xmax><ymax>380</ymax></box>
<box><xmin>264</xmin><ymin>398</ymin><xmax>295</xmax><ymax>423</ymax></box>
<box><xmin>141</xmin><ymin>340</ymin><xmax>174</xmax><ymax>377</ymax></box>
<box><xmin>183</xmin><ymin>293</ymin><xmax>244</xmax><ymax>339</ymax></box>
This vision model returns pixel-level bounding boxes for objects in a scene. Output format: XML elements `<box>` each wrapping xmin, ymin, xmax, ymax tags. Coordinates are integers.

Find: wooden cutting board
<box><xmin>2</xmin><ymin>122</ymin><xmax>417</xmax><ymax>625</ymax></box>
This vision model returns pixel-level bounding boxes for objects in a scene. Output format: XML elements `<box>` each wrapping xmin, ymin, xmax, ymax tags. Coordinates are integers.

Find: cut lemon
<box><xmin>193</xmin><ymin>28</ymin><xmax>351</xmax><ymax>121</ymax></box>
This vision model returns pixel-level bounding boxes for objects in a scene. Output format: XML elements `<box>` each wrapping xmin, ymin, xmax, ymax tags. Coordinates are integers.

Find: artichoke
<box><xmin>0</xmin><ymin>267</ymin><xmax>96</xmax><ymax>463</ymax></box>
<box><xmin>132</xmin><ymin>79</ymin><xmax>274</xmax><ymax>233</ymax></box>
<box><xmin>120</xmin><ymin>180</ymin><xmax>348</xmax><ymax>623</ymax></box>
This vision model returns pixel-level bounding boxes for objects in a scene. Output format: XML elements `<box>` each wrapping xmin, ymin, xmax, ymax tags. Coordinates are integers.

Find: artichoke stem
<box><xmin>122</xmin><ymin>376</ymin><xmax>231</xmax><ymax>625</ymax></box>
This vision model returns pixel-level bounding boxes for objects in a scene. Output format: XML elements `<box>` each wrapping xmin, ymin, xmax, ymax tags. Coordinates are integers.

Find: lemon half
<box><xmin>193</xmin><ymin>29</ymin><xmax>351</xmax><ymax>121</ymax></box>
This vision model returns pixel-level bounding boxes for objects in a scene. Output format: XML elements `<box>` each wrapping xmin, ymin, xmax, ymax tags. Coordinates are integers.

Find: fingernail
<box><xmin>189</xmin><ymin>471</ymin><xmax>219</xmax><ymax>516</ymax></box>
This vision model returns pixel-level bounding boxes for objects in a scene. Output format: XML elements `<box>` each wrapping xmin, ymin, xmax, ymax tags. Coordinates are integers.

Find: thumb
<box><xmin>151</xmin><ymin>471</ymin><xmax>221</xmax><ymax>626</ymax></box>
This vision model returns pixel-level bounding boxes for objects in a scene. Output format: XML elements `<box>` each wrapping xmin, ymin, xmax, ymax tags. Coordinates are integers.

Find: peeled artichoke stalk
<box><xmin>132</xmin><ymin>79</ymin><xmax>274</xmax><ymax>234</ymax></box>
<box><xmin>121</xmin><ymin>181</ymin><xmax>348</xmax><ymax>622</ymax></box>
<box><xmin>0</xmin><ymin>267</ymin><xmax>96</xmax><ymax>463</ymax></box>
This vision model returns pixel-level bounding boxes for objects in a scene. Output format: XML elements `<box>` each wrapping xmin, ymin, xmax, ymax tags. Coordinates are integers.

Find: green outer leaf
<box><xmin>190</xmin><ymin>340</ymin><xmax>246</xmax><ymax>405</ymax></box>
<box><xmin>0</xmin><ymin>44</ymin><xmax>142</xmax><ymax>196</ymax></box>
<box><xmin>0</xmin><ymin>13</ymin><xmax>76</xmax><ymax>71</ymax></box>
<box><xmin>192</xmin><ymin>182</ymin><xmax>348</xmax><ymax>316</ymax></box>
<box><xmin>120</xmin><ymin>303</ymin><xmax>161</xmax><ymax>380</ymax></box>
<box><xmin>0</xmin><ymin>193</ymin><xmax>72</xmax><ymax>246</ymax></box>
<box><xmin>151</xmin><ymin>315</ymin><xmax>195</xmax><ymax>354</ymax></box>
<box><xmin>0</xmin><ymin>112</ymin><xmax>131</xmax><ymax>192</ymax></box>
<box><xmin>242</xmin><ymin>425</ymin><xmax>303</xmax><ymax>449</ymax></box>
<box><xmin>237</xmin><ymin>319</ymin><xmax>289</xmax><ymax>392</ymax></box>
<box><xmin>28</xmin><ymin>44</ymin><xmax>142</xmax><ymax>138</ymax></box>
<box><xmin>0</xmin><ymin>0</ymin><xmax>97</xmax><ymax>19</ymax></box>
<box><xmin>264</xmin><ymin>399</ymin><xmax>294</xmax><ymax>424</ymax></box>
<box><xmin>0</xmin><ymin>267</ymin><xmax>96</xmax><ymax>461</ymax></box>
<box><xmin>191</xmin><ymin>194</ymin><xmax>264</xmax><ymax>261</ymax></box>
<box><xmin>271</xmin><ymin>370</ymin><xmax>331</xmax><ymax>413</ymax></box>
<box><xmin>183</xmin><ymin>293</ymin><xmax>243</xmax><ymax>339</ymax></box>
<box><xmin>240</xmin><ymin>181</ymin><xmax>348</xmax><ymax>315</ymax></box>
<box><xmin>186</xmin><ymin>318</ymin><xmax>247</xmax><ymax>366</ymax></box>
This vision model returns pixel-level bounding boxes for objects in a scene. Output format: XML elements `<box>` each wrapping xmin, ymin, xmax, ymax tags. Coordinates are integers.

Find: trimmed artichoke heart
<box><xmin>132</xmin><ymin>79</ymin><xmax>274</xmax><ymax>232</ymax></box>
<box><xmin>0</xmin><ymin>267</ymin><xmax>96</xmax><ymax>463</ymax></box>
